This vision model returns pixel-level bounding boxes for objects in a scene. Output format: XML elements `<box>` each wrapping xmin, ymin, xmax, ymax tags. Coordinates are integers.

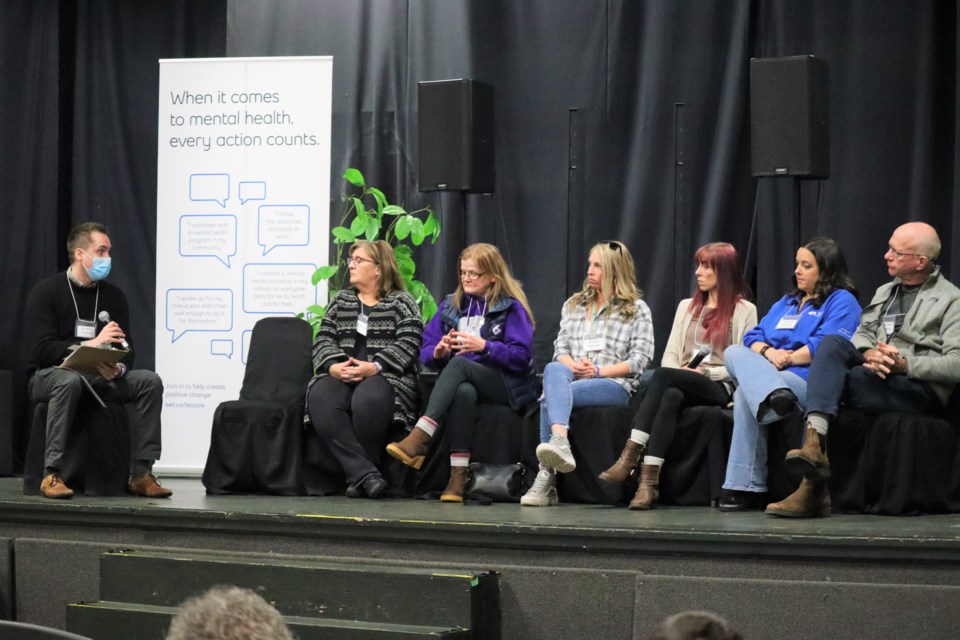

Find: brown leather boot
<box><xmin>785</xmin><ymin>426</ymin><xmax>830</xmax><ymax>481</ymax></box>
<box><xmin>765</xmin><ymin>477</ymin><xmax>831</xmax><ymax>518</ymax></box>
<box><xmin>599</xmin><ymin>439</ymin><xmax>645</xmax><ymax>485</ymax></box>
<box><xmin>385</xmin><ymin>426</ymin><xmax>432</xmax><ymax>469</ymax></box>
<box><xmin>440</xmin><ymin>466</ymin><xmax>470</xmax><ymax>503</ymax></box>
<box><xmin>40</xmin><ymin>473</ymin><xmax>74</xmax><ymax>499</ymax></box>
<box><xmin>628</xmin><ymin>464</ymin><xmax>661</xmax><ymax>510</ymax></box>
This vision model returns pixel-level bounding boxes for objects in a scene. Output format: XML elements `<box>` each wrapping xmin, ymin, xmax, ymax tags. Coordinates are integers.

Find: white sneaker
<box><xmin>536</xmin><ymin>433</ymin><xmax>576</xmax><ymax>473</ymax></box>
<box><xmin>520</xmin><ymin>470</ymin><xmax>559</xmax><ymax>507</ymax></box>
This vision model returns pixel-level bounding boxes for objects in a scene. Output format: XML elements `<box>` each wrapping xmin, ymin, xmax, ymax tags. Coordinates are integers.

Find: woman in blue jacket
<box><xmin>719</xmin><ymin>237</ymin><xmax>861</xmax><ymax>511</ymax></box>
<box><xmin>386</xmin><ymin>243</ymin><xmax>536</xmax><ymax>502</ymax></box>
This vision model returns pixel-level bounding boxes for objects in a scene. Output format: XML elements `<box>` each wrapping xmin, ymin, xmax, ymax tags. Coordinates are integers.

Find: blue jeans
<box><xmin>722</xmin><ymin>345</ymin><xmax>808</xmax><ymax>493</ymax></box>
<box><xmin>539</xmin><ymin>362</ymin><xmax>630</xmax><ymax>443</ymax></box>
<box><xmin>805</xmin><ymin>335</ymin><xmax>940</xmax><ymax>418</ymax></box>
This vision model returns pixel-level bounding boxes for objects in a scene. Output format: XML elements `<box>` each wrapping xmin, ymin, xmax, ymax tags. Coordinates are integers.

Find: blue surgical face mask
<box><xmin>81</xmin><ymin>249</ymin><xmax>112</xmax><ymax>282</ymax></box>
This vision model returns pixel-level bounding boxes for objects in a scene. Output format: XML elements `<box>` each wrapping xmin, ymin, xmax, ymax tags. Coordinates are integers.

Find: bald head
<box><xmin>886</xmin><ymin>222</ymin><xmax>939</xmax><ymax>285</ymax></box>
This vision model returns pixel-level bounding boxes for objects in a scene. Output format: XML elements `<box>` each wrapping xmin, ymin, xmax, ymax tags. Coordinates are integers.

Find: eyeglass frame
<box><xmin>347</xmin><ymin>255</ymin><xmax>378</xmax><ymax>266</ymax></box>
<box><xmin>459</xmin><ymin>270</ymin><xmax>486</xmax><ymax>281</ymax></box>
<box><xmin>602</xmin><ymin>240</ymin><xmax>623</xmax><ymax>253</ymax></box>
<box><xmin>886</xmin><ymin>245</ymin><xmax>925</xmax><ymax>260</ymax></box>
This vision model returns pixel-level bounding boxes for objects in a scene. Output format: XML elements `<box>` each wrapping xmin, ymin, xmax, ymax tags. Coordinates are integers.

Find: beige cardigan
<box><xmin>660</xmin><ymin>298</ymin><xmax>758</xmax><ymax>382</ymax></box>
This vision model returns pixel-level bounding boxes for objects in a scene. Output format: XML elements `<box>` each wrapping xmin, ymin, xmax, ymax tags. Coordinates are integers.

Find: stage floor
<box><xmin>2</xmin><ymin>476</ymin><xmax>959</xmax><ymax>562</ymax></box>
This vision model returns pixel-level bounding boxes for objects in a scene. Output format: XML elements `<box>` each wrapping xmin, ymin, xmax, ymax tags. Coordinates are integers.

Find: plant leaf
<box><xmin>332</xmin><ymin>226</ymin><xmax>356</xmax><ymax>244</ymax></box>
<box><xmin>370</xmin><ymin>187</ymin><xmax>387</xmax><ymax>214</ymax></box>
<box><xmin>311</xmin><ymin>265</ymin><xmax>340</xmax><ymax>285</ymax></box>
<box><xmin>306</xmin><ymin>304</ymin><xmax>326</xmax><ymax>317</ymax></box>
<box><xmin>350</xmin><ymin>211</ymin><xmax>367</xmax><ymax>236</ymax></box>
<box><xmin>365</xmin><ymin>216</ymin><xmax>381</xmax><ymax>240</ymax></box>
<box><xmin>382</xmin><ymin>204</ymin><xmax>406</xmax><ymax>217</ymax></box>
<box><xmin>423</xmin><ymin>211</ymin><xmax>437</xmax><ymax>236</ymax></box>
<box><xmin>394</xmin><ymin>244</ymin><xmax>412</xmax><ymax>259</ymax></box>
<box><xmin>394</xmin><ymin>215</ymin><xmax>412</xmax><ymax>240</ymax></box>
<box><xmin>343</xmin><ymin>168</ymin><xmax>364</xmax><ymax>187</ymax></box>
<box><xmin>410</xmin><ymin>217</ymin><xmax>426</xmax><ymax>246</ymax></box>
<box><xmin>398</xmin><ymin>255</ymin><xmax>416</xmax><ymax>279</ymax></box>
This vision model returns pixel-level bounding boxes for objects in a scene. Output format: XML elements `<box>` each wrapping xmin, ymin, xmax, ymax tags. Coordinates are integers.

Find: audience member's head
<box><xmin>648</xmin><ymin>610</ymin><xmax>743</xmax><ymax>640</ymax></box>
<box><xmin>165</xmin><ymin>585</ymin><xmax>294</xmax><ymax>640</ymax></box>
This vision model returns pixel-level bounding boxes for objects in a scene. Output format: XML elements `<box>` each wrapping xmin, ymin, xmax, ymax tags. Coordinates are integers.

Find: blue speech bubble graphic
<box><xmin>189</xmin><ymin>173</ymin><xmax>230</xmax><ymax>207</ymax></box>
<box><xmin>258</xmin><ymin>204</ymin><xmax>310</xmax><ymax>255</ymax></box>
<box><xmin>179</xmin><ymin>215</ymin><xmax>237</xmax><ymax>267</ymax></box>
<box><xmin>165</xmin><ymin>288</ymin><xmax>234</xmax><ymax>342</ymax></box>
<box><xmin>210</xmin><ymin>339</ymin><xmax>234</xmax><ymax>358</ymax></box>
<box><xmin>239</xmin><ymin>181</ymin><xmax>267</xmax><ymax>205</ymax></box>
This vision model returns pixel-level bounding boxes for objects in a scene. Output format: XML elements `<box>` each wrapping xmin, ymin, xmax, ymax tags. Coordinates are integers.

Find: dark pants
<box><xmin>307</xmin><ymin>375</ymin><xmax>394</xmax><ymax>485</ymax></box>
<box><xmin>630</xmin><ymin>367</ymin><xmax>730</xmax><ymax>459</ymax></box>
<box><xmin>424</xmin><ymin>357</ymin><xmax>510</xmax><ymax>453</ymax></box>
<box><xmin>805</xmin><ymin>335</ymin><xmax>941</xmax><ymax>419</ymax></box>
<box><xmin>29</xmin><ymin>367</ymin><xmax>163</xmax><ymax>473</ymax></box>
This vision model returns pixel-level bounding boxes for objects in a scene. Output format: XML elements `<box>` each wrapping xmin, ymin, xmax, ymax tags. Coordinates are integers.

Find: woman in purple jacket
<box><xmin>386</xmin><ymin>243</ymin><xmax>536</xmax><ymax>502</ymax></box>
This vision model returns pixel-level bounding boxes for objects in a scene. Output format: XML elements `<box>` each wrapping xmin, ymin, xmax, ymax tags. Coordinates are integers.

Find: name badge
<box><xmin>75</xmin><ymin>319</ymin><xmax>96</xmax><ymax>340</ymax></box>
<box><xmin>775</xmin><ymin>314</ymin><xmax>800</xmax><ymax>330</ymax></box>
<box><xmin>458</xmin><ymin>316</ymin><xmax>484</xmax><ymax>337</ymax></box>
<box><xmin>583</xmin><ymin>336</ymin><xmax>604</xmax><ymax>352</ymax></box>
<box><xmin>357</xmin><ymin>313</ymin><xmax>369</xmax><ymax>337</ymax></box>
<box><xmin>883</xmin><ymin>313</ymin><xmax>904</xmax><ymax>338</ymax></box>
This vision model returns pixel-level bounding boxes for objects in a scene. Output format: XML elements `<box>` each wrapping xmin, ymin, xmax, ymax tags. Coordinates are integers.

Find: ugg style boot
<box><xmin>765</xmin><ymin>477</ymin><xmax>831</xmax><ymax>518</ymax></box>
<box><xmin>628</xmin><ymin>464</ymin><xmax>661</xmax><ymax>510</ymax></box>
<box><xmin>440</xmin><ymin>466</ymin><xmax>470</xmax><ymax>503</ymax></box>
<box><xmin>599</xmin><ymin>439</ymin><xmax>645</xmax><ymax>485</ymax></box>
<box><xmin>785</xmin><ymin>426</ymin><xmax>830</xmax><ymax>481</ymax></box>
<box><xmin>386</xmin><ymin>427</ymin><xmax>432</xmax><ymax>469</ymax></box>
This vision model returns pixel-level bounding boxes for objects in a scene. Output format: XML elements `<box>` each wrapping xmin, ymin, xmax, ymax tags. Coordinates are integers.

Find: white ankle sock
<box><xmin>450</xmin><ymin>453</ymin><xmax>470</xmax><ymax>467</ymax></box>
<box><xmin>642</xmin><ymin>455</ymin><xmax>664</xmax><ymax>466</ymax></box>
<box><xmin>630</xmin><ymin>429</ymin><xmax>650</xmax><ymax>446</ymax></box>
<box><xmin>416</xmin><ymin>416</ymin><xmax>438</xmax><ymax>437</ymax></box>
<box><xmin>807</xmin><ymin>413</ymin><xmax>829</xmax><ymax>436</ymax></box>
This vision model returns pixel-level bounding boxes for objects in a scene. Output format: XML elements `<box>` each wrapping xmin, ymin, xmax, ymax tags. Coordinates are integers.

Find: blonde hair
<box><xmin>350</xmin><ymin>240</ymin><xmax>406</xmax><ymax>298</ymax></box>
<box><xmin>566</xmin><ymin>240</ymin><xmax>641</xmax><ymax>320</ymax></box>
<box><xmin>453</xmin><ymin>243</ymin><xmax>534</xmax><ymax>326</ymax></box>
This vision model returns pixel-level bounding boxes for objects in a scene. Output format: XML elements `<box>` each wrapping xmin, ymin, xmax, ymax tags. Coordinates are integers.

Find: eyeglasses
<box><xmin>886</xmin><ymin>245</ymin><xmax>924</xmax><ymax>260</ymax></box>
<box><xmin>347</xmin><ymin>256</ymin><xmax>378</xmax><ymax>266</ymax></box>
<box><xmin>460</xmin><ymin>270</ymin><xmax>486</xmax><ymax>281</ymax></box>
<box><xmin>603</xmin><ymin>240</ymin><xmax>623</xmax><ymax>253</ymax></box>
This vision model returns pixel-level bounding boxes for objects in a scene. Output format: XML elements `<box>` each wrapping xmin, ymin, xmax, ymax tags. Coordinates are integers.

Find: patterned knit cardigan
<box><xmin>310</xmin><ymin>288</ymin><xmax>423</xmax><ymax>427</ymax></box>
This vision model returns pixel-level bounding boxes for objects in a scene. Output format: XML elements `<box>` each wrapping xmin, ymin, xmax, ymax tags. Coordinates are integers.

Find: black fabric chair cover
<box><xmin>23</xmin><ymin>400</ymin><xmax>130</xmax><ymax>496</ymax></box>
<box><xmin>413</xmin><ymin>404</ymin><xmax>540</xmax><ymax>499</ymax></box>
<box><xmin>202</xmin><ymin>317</ymin><xmax>313</xmax><ymax>495</ymax></box>
<box><xmin>561</xmin><ymin>406</ymin><xmax>636</xmax><ymax>504</ymax></box>
<box><xmin>829</xmin><ymin>409</ymin><xmax>960</xmax><ymax>515</ymax></box>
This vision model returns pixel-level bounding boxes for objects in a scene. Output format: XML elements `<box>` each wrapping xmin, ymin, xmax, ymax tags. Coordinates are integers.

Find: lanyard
<box><xmin>67</xmin><ymin>271</ymin><xmax>99</xmax><ymax>322</ymax></box>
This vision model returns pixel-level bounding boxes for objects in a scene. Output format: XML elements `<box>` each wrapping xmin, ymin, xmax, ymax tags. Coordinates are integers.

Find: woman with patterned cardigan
<box><xmin>306</xmin><ymin>240</ymin><xmax>423</xmax><ymax>499</ymax></box>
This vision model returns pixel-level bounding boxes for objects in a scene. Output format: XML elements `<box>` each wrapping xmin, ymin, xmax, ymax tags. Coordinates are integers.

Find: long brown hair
<box><xmin>567</xmin><ymin>240</ymin><xmax>641</xmax><ymax>321</ymax></box>
<box><xmin>687</xmin><ymin>243</ymin><xmax>751</xmax><ymax>351</ymax></box>
<box><xmin>350</xmin><ymin>240</ymin><xmax>406</xmax><ymax>298</ymax></box>
<box><xmin>453</xmin><ymin>243</ymin><xmax>534</xmax><ymax>326</ymax></box>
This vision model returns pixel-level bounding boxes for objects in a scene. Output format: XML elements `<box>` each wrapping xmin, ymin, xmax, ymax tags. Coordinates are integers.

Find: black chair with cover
<box><xmin>202</xmin><ymin>316</ymin><xmax>313</xmax><ymax>495</ymax></box>
<box><xmin>23</xmin><ymin>397</ymin><xmax>130</xmax><ymax>496</ymax></box>
<box><xmin>0</xmin><ymin>620</ymin><xmax>93</xmax><ymax>640</ymax></box>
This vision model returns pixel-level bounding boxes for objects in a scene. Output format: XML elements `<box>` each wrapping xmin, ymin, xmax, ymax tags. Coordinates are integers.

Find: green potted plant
<box><xmin>305</xmin><ymin>168</ymin><xmax>440</xmax><ymax>336</ymax></box>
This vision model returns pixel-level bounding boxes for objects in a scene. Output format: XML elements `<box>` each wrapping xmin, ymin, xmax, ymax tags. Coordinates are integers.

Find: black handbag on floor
<box><xmin>466</xmin><ymin>462</ymin><xmax>525</xmax><ymax>503</ymax></box>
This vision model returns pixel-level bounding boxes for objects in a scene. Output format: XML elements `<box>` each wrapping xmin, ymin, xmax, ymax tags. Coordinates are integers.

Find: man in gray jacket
<box><xmin>766</xmin><ymin>222</ymin><xmax>960</xmax><ymax>518</ymax></box>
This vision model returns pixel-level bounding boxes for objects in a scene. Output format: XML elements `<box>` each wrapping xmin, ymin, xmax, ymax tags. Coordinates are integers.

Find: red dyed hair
<box><xmin>687</xmin><ymin>243</ymin><xmax>751</xmax><ymax>350</ymax></box>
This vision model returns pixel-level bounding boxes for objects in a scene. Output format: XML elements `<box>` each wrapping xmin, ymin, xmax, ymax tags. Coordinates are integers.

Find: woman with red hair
<box><xmin>599</xmin><ymin>242</ymin><xmax>756</xmax><ymax>510</ymax></box>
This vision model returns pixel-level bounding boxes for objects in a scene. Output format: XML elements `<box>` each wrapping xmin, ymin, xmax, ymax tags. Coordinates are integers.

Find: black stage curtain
<box><xmin>2</xmin><ymin>0</ymin><xmax>958</xmax><ymax>445</ymax></box>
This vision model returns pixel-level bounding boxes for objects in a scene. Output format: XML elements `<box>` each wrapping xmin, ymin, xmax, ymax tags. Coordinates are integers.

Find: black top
<box><xmin>25</xmin><ymin>270</ymin><xmax>135</xmax><ymax>374</ymax></box>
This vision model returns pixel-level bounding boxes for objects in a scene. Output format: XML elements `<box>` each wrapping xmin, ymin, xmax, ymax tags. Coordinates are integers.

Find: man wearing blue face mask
<box><xmin>25</xmin><ymin>222</ymin><xmax>172</xmax><ymax>499</ymax></box>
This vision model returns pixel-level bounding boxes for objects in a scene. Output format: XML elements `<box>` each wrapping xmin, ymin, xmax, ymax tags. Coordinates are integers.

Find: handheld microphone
<box><xmin>688</xmin><ymin>345</ymin><xmax>712</xmax><ymax>369</ymax></box>
<box><xmin>97</xmin><ymin>311</ymin><xmax>130</xmax><ymax>350</ymax></box>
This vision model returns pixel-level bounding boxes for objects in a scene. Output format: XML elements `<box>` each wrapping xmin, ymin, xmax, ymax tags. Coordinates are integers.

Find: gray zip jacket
<box><xmin>852</xmin><ymin>265</ymin><xmax>960</xmax><ymax>404</ymax></box>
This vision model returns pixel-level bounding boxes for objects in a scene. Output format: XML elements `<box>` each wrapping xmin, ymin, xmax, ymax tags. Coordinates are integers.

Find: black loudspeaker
<box><xmin>750</xmin><ymin>55</ymin><xmax>829</xmax><ymax>178</ymax></box>
<box><xmin>418</xmin><ymin>79</ymin><xmax>495</xmax><ymax>193</ymax></box>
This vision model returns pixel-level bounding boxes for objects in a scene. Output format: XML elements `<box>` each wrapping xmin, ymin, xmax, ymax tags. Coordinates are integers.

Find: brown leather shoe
<box><xmin>785</xmin><ymin>426</ymin><xmax>830</xmax><ymax>481</ymax></box>
<box><xmin>765</xmin><ymin>477</ymin><xmax>831</xmax><ymax>518</ymax></box>
<box><xmin>40</xmin><ymin>473</ymin><xmax>74</xmax><ymax>499</ymax></box>
<box><xmin>628</xmin><ymin>463</ymin><xmax>661</xmax><ymax>510</ymax></box>
<box><xmin>385</xmin><ymin>426</ymin><xmax>432</xmax><ymax>470</ymax></box>
<box><xmin>440</xmin><ymin>466</ymin><xmax>470</xmax><ymax>503</ymax></box>
<box><xmin>599</xmin><ymin>439</ymin><xmax>645</xmax><ymax>485</ymax></box>
<box><xmin>128</xmin><ymin>472</ymin><xmax>173</xmax><ymax>498</ymax></box>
